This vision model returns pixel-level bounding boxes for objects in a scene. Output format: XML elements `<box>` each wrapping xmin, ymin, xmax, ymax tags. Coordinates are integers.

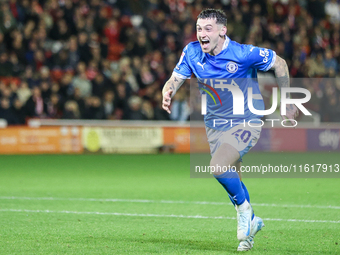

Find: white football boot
<box><xmin>237</xmin><ymin>216</ymin><xmax>265</xmax><ymax>251</ymax></box>
<box><xmin>236</xmin><ymin>200</ymin><xmax>253</xmax><ymax>241</ymax></box>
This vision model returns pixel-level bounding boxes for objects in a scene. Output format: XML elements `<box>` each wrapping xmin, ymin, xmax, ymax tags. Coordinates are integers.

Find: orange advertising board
<box><xmin>163</xmin><ymin>127</ymin><xmax>191</xmax><ymax>153</ymax></box>
<box><xmin>0</xmin><ymin>127</ymin><xmax>83</xmax><ymax>154</ymax></box>
<box><xmin>0</xmin><ymin>125</ymin><xmax>206</xmax><ymax>154</ymax></box>
<box><xmin>189</xmin><ymin>127</ymin><xmax>210</xmax><ymax>153</ymax></box>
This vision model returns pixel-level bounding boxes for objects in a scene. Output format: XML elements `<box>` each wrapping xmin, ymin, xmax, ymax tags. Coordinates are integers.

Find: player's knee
<box><xmin>210</xmin><ymin>161</ymin><xmax>238</xmax><ymax>179</ymax></box>
<box><xmin>210</xmin><ymin>159</ymin><xmax>220</xmax><ymax>175</ymax></box>
<box><xmin>210</xmin><ymin>153</ymin><xmax>240</xmax><ymax>176</ymax></box>
<box><xmin>210</xmin><ymin>159</ymin><xmax>230</xmax><ymax>175</ymax></box>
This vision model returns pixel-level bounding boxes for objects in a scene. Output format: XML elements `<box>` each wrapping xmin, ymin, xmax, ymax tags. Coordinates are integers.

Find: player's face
<box><xmin>196</xmin><ymin>18</ymin><xmax>226</xmax><ymax>55</ymax></box>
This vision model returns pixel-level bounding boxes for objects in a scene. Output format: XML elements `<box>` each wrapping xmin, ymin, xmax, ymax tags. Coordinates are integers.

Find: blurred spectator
<box><xmin>104</xmin><ymin>19</ymin><xmax>120</xmax><ymax>46</ymax></box>
<box><xmin>12</xmin><ymin>98</ymin><xmax>26</xmax><ymax>124</ymax></box>
<box><xmin>162</xmin><ymin>34</ymin><xmax>179</xmax><ymax>56</ymax></box>
<box><xmin>23</xmin><ymin>66</ymin><xmax>39</xmax><ymax>88</ymax></box>
<box><xmin>0</xmin><ymin>10</ymin><xmax>17</xmax><ymax>35</ymax></box>
<box><xmin>67</xmin><ymin>87</ymin><xmax>85</xmax><ymax>117</ymax></box>
<box><xmin>128</xmin><ymin>32</ymin><xmax>151</xmax><ymax>58</ymax></box>
<box><xmin>63</xmin><ymin>100</ymin><xmax>80</xmax><ymax>119</ymax></box>
<box><xmin>46</xmin><ymin>93</ymin><xmax>63</xmax><ymax>118</ymax></box>
<box><xmin>169</xmin><ymin>89</ymin><xmax>190</xmax><ymax>121</ymax></box>
<box><xmin>94</xmin><ymin>7</ymin><xmax>108</xmax><ymax>34</ymax></box>
<box><xmin>9</xmin><ymin>53</ymin><xmax>24</xmax><ymax>77</ymax></box>
<box><xmin>103</xmin><ymin>90</ymin><xmax>116</xmax><ymax>119</ymax></box>
<box><xmin>67</xmin><ymin>36</ymin><xmax>80</xmax><ymax>68</ymax></box>
<box><xmin>39</xmin><ymin>66</ymin><xmax>51</xmax><ymax>83</ymax></box>
<box><xmin>53</xmin><ymin>49</ymin><xmax>70</xmax><ymax>70</ymax></box>
<box><xmin>92</xmin><ymin>72</ymin><xmax>112</xmax><ymax>98</ymax></box>
<box><xmin>308</xmin><ymin>0</ymin><xmax>326</xmax><ymax>21</ymax></box>
<box><xmin>308</xmin><ymin>53</ymin><xmax>327</xmax><ymax>77</ymax></box>
<box><xmin>229</xmin><ymin>12</ymin><xmax>247</xmax><ymax>43</ymax></box>
<box><xmin>320</xmin><ymin>79</ymin><xmax>338</xmax><ymax>121</ymax></box>
<box><xmin>127</xmin><ymin>95</ymin><xmax>147</xmax><ymax>120</ymax></box>
<box><xmin>78</xmin><ymin>32</ymin><xmax>91</xmax><ymax>64</ymax></box>
<box><xmin>0</xmin><ymin>53</ymin><xmax>13</xmax><ymax>77</ymax></box>
<box><xmin>101</xmin><ymin>59</ymin><xmax>112</xmax><ymax>79</ymax></box>
<box><xmin>86</xmin><ymin>60</ymin><xmax>99</xmax><ymax>81</ymax></box>
<box><xmin>325</xmin><ymin>0</ymin><xmax>340</xmax><ymax>24</ymax></box>
<box><xmin>40</xmin><ymin>81</ymin><xmax>51</xmax><ymax>102</ymax></box>
<box><xmin>0</xmin><ymin>32</ymin><xmax>6</xmax><ymax>53</ymax></box>
<box><xmin>141</xmin><ymin>100</ymin><xmax>154</xmax><ymax>120</ymax></box>
<box><xmin>25</xmin><ymin>86</ymin><xmax>45</xmax><ymax>117</ymax></box>
<box><xmin>137</xmin><ymin>65</ymin><xmax>155</xmax><ymax>90</ymax></box>
<box><xmin>304</xmin><ymin>83</ymin><xmax>322</xmax><ymax>113</ymax></box>
<box><xmin>181</xmin><ymin>23</ymin><xmax>196</xmax><ymax>47</ymax></box>
<box><xmin>83</xmin><ymin>96</ymin><xmax>105</xmax><ymax>119</ymax></box>
<box><xmin>334</xmin><ymin>45</ymin><xmax>340</xmax><ymax>69</ymax></box>
<box><xmin>72</xmin><ymin>72</ymin><xmax>92</xmax><ymax>98</ymax></box>
<box><xmin>71</xmin><ymin>62</ymin><xmax>92</xmax><ymax>98</ymax></box>
<box><xmin>59</xmin><ymin>73</ymin><xmax>73</xmax><ymax>98</ymax></box>
<box><xmin>0</xmin><ymin>84</ymin><xmax>17</xmax><ymax>105</ymax></box>
<box><xmin>323</xmin><ymin>49</ymin><xmax>338</xmax><ymax>73</ymax></box>
<box><xmin>16</xmin><ymin>81</ymin><xmax>32</xmax><ymax>104</ymax></box>
<box><xmin>153</xmin><ymin>91</ymin><xmax>170</xmax><ymax>120</ymax></box>
<box><xmin>115</xmin><ymin>83</ymin><xmax>129</xmax><ymax>118</ymax></box>
<box><xmin>0</xmin><ymin>97</ymin><xmax>18</xmax><ymax>124</ymax></box>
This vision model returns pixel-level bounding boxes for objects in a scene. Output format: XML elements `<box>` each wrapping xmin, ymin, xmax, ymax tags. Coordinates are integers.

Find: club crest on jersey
<box><xmin>226</xmin><ymin>61</ymin><xmax>238</xmax><ymax>73</ymax></box>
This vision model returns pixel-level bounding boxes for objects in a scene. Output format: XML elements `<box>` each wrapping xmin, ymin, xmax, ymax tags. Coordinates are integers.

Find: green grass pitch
<box><xmin>0</xmin><ymin>153</ymin><xmax>339</xmax><ymax>254</ymax></box>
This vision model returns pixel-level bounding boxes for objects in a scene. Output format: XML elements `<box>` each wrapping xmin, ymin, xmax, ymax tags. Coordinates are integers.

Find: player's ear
<box><xmin>219</xmin><ymin>26</ymin><xmax>227</xmax><ymax>37</ymax></box>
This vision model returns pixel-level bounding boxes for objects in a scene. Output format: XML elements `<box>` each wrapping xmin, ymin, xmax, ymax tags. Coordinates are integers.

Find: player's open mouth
<box><xmin>200</xmin><ymin>39</ymin><xmax>210</xmax><ymax>49</ymax></box>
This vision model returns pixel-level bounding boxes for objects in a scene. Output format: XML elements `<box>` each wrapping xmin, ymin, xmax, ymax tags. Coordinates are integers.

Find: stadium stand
<box><xmin>0</xmin><ymin>0</ymin><xmax>339</xmax><ymax>124</ymax></box>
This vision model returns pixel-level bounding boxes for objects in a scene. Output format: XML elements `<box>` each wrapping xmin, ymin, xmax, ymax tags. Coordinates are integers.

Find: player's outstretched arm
<box><xmin>162</xmin><ymin>74</ymin><xmax>186</xmax><ymax>114</ymax></box>
<box><xmin>271</xmin><ymin>55</ymin><xmax>299</xmax><ymax>124</ymax></box>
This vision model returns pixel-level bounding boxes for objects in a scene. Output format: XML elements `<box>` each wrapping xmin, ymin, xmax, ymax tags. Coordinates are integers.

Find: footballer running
<box><xmin>162</xmin><ymin>9</ymin><xmax>298</xmax><ymax>251</ymax></box>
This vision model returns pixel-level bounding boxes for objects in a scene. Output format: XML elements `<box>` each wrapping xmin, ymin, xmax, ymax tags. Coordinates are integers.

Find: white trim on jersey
<box><xmin>173</xmin><ymin>71</ymin><xmax>190</xmax><ymax>80</ymax></box>
<box><xmin>252</xmin><ymin>94</ymin><xmax>263</xmax><ymax>100</ymax></box>
<box><xmin>264</xmin><ymin>51</ymin><xmax>277</xmax><ymax>72</ymax></box>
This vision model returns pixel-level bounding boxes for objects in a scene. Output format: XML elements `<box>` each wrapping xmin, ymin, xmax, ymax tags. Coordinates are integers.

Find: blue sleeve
<box><xmin>246</xmin><ymin>45</ymin><xmax>276</xmax><ymax>72</ymax></box>
<box><xmin>173</xmin><ymin>45</ymin><xmax>192</xmax><ymax>79</ymax></box>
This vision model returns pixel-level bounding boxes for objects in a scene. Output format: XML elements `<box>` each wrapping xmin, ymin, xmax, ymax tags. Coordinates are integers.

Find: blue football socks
<box><xmin>214</xmin><ymin>172</ymin><xmax>255</xmax><ymax>219</ymax></box>
<box><xmin>241</xmin><ymin>181</ymin><xmax>250</xmax><ymax>202</ymax></box>
<box><xmin>214</xmin><ymin>170</ymin><xmax>246</xmax><ymax>206</ymax></box>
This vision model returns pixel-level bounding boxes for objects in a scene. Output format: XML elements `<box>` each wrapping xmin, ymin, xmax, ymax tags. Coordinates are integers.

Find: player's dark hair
<box><xmin>197</xmin><ymin>9</ymin><xmax>227</xmax><ymax>26</ymax></box>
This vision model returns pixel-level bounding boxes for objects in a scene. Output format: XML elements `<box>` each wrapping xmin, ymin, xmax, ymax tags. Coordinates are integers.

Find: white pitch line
<box><xmin>1</xmin><ymin>196</ymin><xmax>340</xmax><ymax>210</ymax></box>
<box><xmin>0</xmin><ymin>208</ymin><xmax>339</xmax><ymax>224</ymax></box>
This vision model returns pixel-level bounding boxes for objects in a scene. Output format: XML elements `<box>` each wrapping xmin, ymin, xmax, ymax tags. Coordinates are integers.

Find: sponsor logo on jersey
<box><xmin>197</xmin><ymin>62</ymin><xmax>206</xmax><ymax>70</ymax></box>
<box><xmin>259</xmin><ymin>49</ymin><xmax>269</xmax><ymax>63</ymax></box>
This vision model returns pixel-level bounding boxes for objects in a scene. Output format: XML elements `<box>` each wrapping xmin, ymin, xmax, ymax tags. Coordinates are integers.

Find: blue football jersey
<box><xmin>173</xmin><ymin>36</ymin><xmax>276</xmax><ymax>131</ymax></box>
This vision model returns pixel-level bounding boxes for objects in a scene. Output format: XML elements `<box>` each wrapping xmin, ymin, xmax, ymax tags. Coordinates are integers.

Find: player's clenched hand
<box><xmin>281</xmin><ymin>104</ymin><xmax>299</xmax><ymax>125</ymax></box>
<box><xmin>162</xmin><ymin>90</ymin><xmax>173</xmax><ymax>114</ymax></box>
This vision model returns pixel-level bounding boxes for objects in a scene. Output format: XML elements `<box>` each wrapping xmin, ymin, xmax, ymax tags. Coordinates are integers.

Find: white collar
<box><xmin>222</xmin><ymin>36</ymin><xmax>230</xmax><ymax>50</ymax></box>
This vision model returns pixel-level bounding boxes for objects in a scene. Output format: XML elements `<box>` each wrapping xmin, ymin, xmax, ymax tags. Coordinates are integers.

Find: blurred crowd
<box><xmin>0</xmin><ymin>0</ymin><xmax>340</xmax><ymax>124</ymax></box>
